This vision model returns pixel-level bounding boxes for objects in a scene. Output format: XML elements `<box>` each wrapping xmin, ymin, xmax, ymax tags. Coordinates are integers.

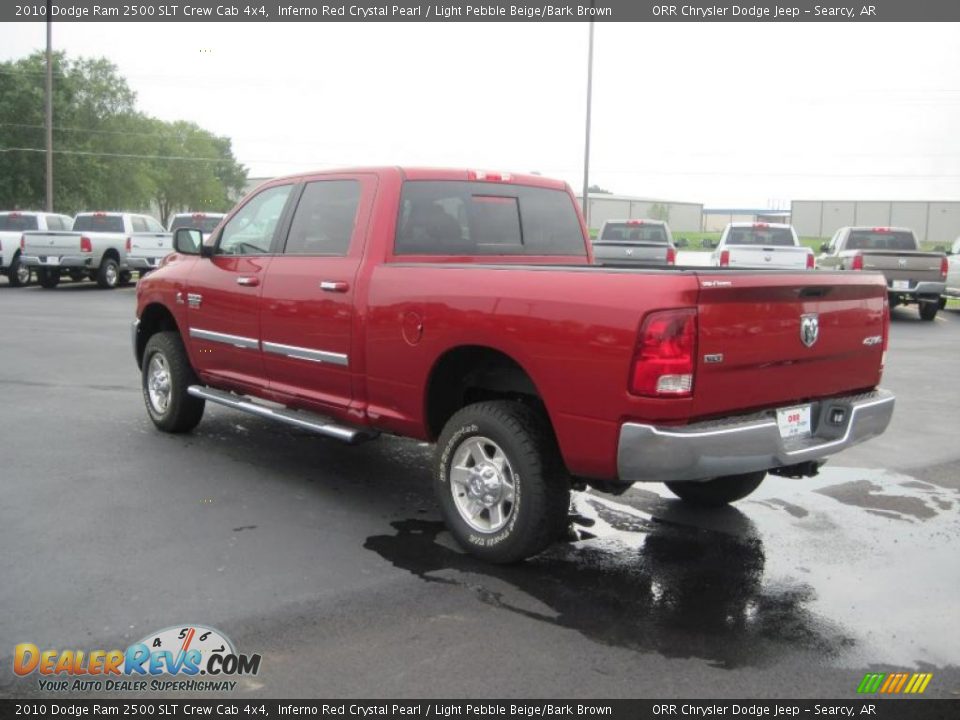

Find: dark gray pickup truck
<box><xmin>817</xmin><ymin>226</ymin><xmax>948</xmax><ymax>321</ymax></box>
<box><xmin>591</xmin><ymin>219</ymin><xmax>676</xmax><ymax>266</ymax></box>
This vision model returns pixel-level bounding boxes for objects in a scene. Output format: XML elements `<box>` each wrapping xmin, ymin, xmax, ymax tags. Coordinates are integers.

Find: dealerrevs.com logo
<box><xmin>14</xmin><ymin>624</ymin><xmax>261</xmax><ymax>693</ymax></box>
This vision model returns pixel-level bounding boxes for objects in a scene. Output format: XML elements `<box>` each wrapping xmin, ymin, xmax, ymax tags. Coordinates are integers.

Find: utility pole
<box><xmin>45</xmin><ymin>0</ymin><xmax>53</xmax><ymax>212</ymax></box>
<box><xmin>581</xmin><ymin>12</ymin><xmax>595</xmax><ymax>229</ymax></box>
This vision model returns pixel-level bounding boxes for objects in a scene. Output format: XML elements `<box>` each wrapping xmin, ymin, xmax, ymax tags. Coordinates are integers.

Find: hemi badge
<box><xmin>863</xmin><ymin>336</ymin><xmax>883</xmax><ymax>346</ymax></box>
<box><xmin>704</xmin><ymin>353</ymin><xmax>724</xmax><ymax>364</ymax></box>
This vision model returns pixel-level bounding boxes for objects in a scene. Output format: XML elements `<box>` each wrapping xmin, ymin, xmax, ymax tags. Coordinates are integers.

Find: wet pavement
<box><xmin>0</xmin><ymin>285</ymin><xmax>958</xmax><ymax>699</ymax></box>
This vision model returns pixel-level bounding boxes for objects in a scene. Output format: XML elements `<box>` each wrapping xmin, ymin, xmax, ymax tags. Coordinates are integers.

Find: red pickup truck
<box><xmin>133</xmin><ymin>167</ymin><xmax>895</xmax><ymax>562</ymax></box>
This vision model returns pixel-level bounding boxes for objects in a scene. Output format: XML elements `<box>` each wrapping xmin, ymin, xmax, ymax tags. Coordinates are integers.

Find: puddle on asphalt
<box><xmin>364</xmin><ymin>465</ymin><xmax>959</xmax><ymax>670</ymax></box>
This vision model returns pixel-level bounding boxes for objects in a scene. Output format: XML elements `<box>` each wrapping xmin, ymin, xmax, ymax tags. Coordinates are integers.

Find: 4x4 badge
<box><xmin>801</xmin><ymin>313</ymin><xmax>819</xmax><ymax>347</ymax></box>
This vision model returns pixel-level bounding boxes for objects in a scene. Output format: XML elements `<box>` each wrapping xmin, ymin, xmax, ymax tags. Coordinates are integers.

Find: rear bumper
<box><xmin>21</xmin><ymin>254</ymin><xmax>93</xmax><ymax>269</ymax></box>
<box><xmin>617</xmin><ymin>389</ymin><xmax>895</xmax><ymax>483</ymax></box>
<box><xmin>126</xmin><ymin>256</ymin><xmax>164</xmax><ymax>270</ymax></box>
<box><xmin>887</xmin><ymin>281</ymin><xmax>945</xmax><ymax>298</ymax></box>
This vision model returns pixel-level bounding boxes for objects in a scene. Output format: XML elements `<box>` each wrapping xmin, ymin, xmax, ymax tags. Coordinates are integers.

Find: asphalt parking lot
<box><xmin>0</xmin><ymin>282</ymin><xmax>958</xmax><ymax>699</ymax></box>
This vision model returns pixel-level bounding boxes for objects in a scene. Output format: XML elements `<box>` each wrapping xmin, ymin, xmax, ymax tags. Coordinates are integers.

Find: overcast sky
<box><xmin>2</xmin><ymin>21</ymin><xmax>958</xmax><ymax>208</ymax></box>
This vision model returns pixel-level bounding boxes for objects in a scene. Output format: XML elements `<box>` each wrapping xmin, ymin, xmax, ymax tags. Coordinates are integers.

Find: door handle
<box><xmin>320</xmin><ymin>281</ymin><xmax>349</xmax><ymax>293</ymax></box>
<box><xmin>236</xmin><ymin>276</ymin><xmax>260</xmax><ymax>287</ymax></box>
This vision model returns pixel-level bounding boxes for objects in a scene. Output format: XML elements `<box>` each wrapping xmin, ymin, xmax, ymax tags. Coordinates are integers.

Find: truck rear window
<box><xmin>598</xmin><ymin>223</ymin><xmax>668</xmax><ymax>243</ymax></box>
<box><xmin>170</xmin><ymin>215</ymin><xmax>223</xmax><ymax>234</ymax></box>
<box><xmin>0</xmin><ymin>214</ymin><xmax>38</xmax><ymax>231</ymax></box>
<box><xmin>726</xmin><ymin>227</ymin><xmax>796</xmax><ymax>246</ymax></box>
<box><xmin>73</xmin><ymin>215</ymin><xmax>124</xmax><ymax>233</ymax></box>
<box><xmin>846</xmin><ymin>231</ymin><xmax>917</xmax><ymax>251</ymax></box>
<box><xmin>394</xmin><ymin>181</ymin><xmax>586</xmax><ymax>257</ymax></box>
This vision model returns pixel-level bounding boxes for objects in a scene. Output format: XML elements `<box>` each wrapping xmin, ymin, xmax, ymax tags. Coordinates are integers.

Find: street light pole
<box><xmin>581</xmin><ymin>15</ymin><xmax>595</xmax><ymax>228</ymax></box>
<box><xmin>45</xmin><ymin>0</ymin><xmax>53</xmax><ymax>212</ymax></box>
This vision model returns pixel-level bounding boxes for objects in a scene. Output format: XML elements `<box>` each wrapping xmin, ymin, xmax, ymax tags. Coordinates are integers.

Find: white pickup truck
<box><xmin>127</xmin><ymin>212</ymin><xmax>226</xmax><ymax>277</ymax></box>
<box><xmin>0</xmin><ymin>211</ymin><xmax>74</xmax><ymax>286</ymax></box>
<box><xmin>168</xmin><ymin>212</ymin><xmax>226</xmax><ymax>240</ymax></box>
<box><xmin>21</xmin><ymin>211</ymin><xmax>168</xmax><ymax>289</ymax></box>
<box><xmin>709</xmin><ymin>222</ymin><xmax>814</xmax><ymax>269</ymax></box>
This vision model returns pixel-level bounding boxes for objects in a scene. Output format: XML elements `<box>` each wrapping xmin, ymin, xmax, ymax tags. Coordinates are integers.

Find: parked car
<box><xmin>0</xmin><ymin>211</ymin><xmax>73</xmax><ymax>286</ymax></box>
<box><xmin>817</xmin><ymin>226</ymin><xmax>947</xmax><ymax>321</ymax></box>
<box><xmin>591</xmin><ymin>219</ymin><xmax>675</xmax><ymax>266</ymax></box>
<box><xmin>21</xmin><ymin>212</ymin><xmax>168</xmax><ymax>289</ymax></box>
<box><xmin>708</xmin><ymin>222</ymin><xmax>814</xmax><ymax>269</ymax></box>
<box><xmin>134</xmin><ymin>167</ymin><xmax>894</xmax><ymax>563</ymax></box>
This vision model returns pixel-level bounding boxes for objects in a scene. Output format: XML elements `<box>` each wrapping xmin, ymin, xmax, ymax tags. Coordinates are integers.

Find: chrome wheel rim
<box><xmin>105</xmin><ymin>263</ymin><xmax>118</xmax><ymax>286</ymax></box>
<box><xmin>15</xmin><ymin>263</ymin><xmax>30</xmax><ymax>285</ymax></box>
<box><xmin>146</xmin><ymin>354</ymin><xmax>172</xmax><ymax>414</ymax></box>
<box><xmin>450</xmin><ymin>436</ymin><xmax>516</xmax><ymax>534</ymax></box>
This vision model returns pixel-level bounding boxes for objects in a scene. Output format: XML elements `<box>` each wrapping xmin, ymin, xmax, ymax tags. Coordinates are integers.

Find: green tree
<box><xmin>649</xmin><ymin>202</ymin><xmax>671</xmax><ymax>222</ymax></box>
<box><xmin>587</xmin><ymin>184</ymin><xmax>612</xmax><ymax>195</ymax></box>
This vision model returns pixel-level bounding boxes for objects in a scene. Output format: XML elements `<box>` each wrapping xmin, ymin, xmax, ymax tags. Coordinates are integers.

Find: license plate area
<box><xmin>892</xmin><ymin>280</ymin><xmax>910</xmax><ymax>291</ymax></box>
<box><xmin>776</xmin><ymin>405</ymin><xmax>812</xmax><ymax>439</ymax></box>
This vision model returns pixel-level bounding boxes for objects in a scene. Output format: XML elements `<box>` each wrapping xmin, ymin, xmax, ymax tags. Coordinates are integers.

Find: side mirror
<box><xmin>173</xmin><ymin>228</ymin><xmax>210</xmax><ymax>257</ymax></box>
<box><xmin>819</xmin><ymin>243</ymin><xmax>829</xmax><ymax>254</ymax></box>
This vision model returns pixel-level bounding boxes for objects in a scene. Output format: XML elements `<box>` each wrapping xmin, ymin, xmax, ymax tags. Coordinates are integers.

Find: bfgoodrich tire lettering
<box><xmin>435</xmin><ymin>401</ymin><xmax>569</xmax><ymax>563</ymax></box>
<box><xmin>665</xmin><ymin>471</ymin><xmax>766</xmax><ymax>506</ymax></box>
<box><xmin>142</xmin><ymin>331</ymin><xmax>205</xmax><ymax>433</ymax></box>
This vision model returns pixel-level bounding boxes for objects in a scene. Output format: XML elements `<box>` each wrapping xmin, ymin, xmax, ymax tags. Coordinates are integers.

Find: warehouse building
<box><xmin>791</xmin><ymin>200</ymin><xmax>960</xmax><ymax>245</ymax></box>
<box><xmin>576</xmin><ymin>193</ymin><xmax>703</xmax><ymax>233</ymax></box>
<box><xmin>701</xmin><ymin>208</ymin><xmax>791</xmax><ymax>232</ymax></box>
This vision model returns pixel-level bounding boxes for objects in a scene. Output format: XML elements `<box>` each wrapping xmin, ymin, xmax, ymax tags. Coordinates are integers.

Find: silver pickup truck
<box><xmin>817</xmin><ymin>226</ymin><xmax>948</xmax><ymax>321</ymax></box>
<box><xmin>21</xmin><ymin>211</ymin><xmax>168</xmax><ymax>289</ymax></box>
<box><xmin>591</xmin><ymin>219</ymin><xmax>676</xmax><ymax>266</ymax></box>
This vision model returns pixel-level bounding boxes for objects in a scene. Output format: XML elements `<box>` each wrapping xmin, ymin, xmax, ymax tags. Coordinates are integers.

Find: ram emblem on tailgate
<box><xmin>800</xmin><ymin>313</ymin><xmax>819</xmax><ymax>348</ymax></box>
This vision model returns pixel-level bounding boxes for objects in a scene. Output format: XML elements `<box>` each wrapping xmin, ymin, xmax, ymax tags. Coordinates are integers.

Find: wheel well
<box><xmin>425</xmin><ymin>346</ymin><xmax>543</xmax><ymax>440</ymax></box>
<box><xmin>102</xmin><ymin>248</ymin><xmax>120</xmax><ymax>264</ymax></box>
<box><xmin>136</xmin><ymin>303</ymin><xmax>180</xmax><ymax>367</ymax></box>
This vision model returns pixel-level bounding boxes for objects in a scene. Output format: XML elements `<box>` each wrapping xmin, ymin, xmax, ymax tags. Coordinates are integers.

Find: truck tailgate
<box><xmin>592</xmin><ymin>241</ymin><xmax>669</xmax><ymax>265</ymax></box>
<box><xmin>691</xmin><ymin>271</ymin><xmax>886</xmax><ymax>419</ymax></box>
<box><xmin>727</xmin><ymin>246</ymin><xmax>810</xmax><ymax>269</ymax></box>
<box><xmin>129</xmin><ymin>233</ymin><xmax>173</xmax><ymax>259</ymax></box>
<box><xmin>23</xmin><ymin>232</ymin><xmax>82</xmax><ymax>254</ymax></box>
<box><xmin>860</xmin><ymin>251</ymin><xmax>945</xmax><ymax>284</ymax></box>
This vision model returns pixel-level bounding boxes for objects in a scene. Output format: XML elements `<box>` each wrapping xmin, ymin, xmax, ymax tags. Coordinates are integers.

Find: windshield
<box><xmin>726</xmin><ymin>227</ymin><xmax>796</xmax><ymax>247</ymax></box>
<box><xmin>846</xmin><ymin>231</ymin><xmax>917</xmax><ymax>251</ymax></box>
<box><xmin>73</xmin><ymin>215</ymin><xmax>124</xmax><ymax>233</ymax></box>
<box><xmin>598</xmin><ymin>223</ymin><xmax>669</xmax><ymax>244</ymax></box>
<box><xmin>170</xmin><ymin>215</ymin><xmax>224</xmax><ymax>234</ymax></box>
<box><xmin>0</xmin><ymin>214</ymin><xmax>38</xmax><ymax>231</ymax></box>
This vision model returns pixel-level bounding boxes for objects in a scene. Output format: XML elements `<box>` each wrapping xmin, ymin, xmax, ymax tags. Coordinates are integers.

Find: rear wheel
<box><xmin>665</xmin><ymin>471</ymin><xmax>766</xmax><ymax>507</ymax></box>
<box><xmin>142</xmin><ymin>331</ymin><xmax>205</xmax><ymax>433</ymax></box>
<box><xmin>96</xmin><ymin>258</ymin><xmax>120</xmax><ymax>289</ymax></box>
<box><xmin>435</xmin><ymin>400</ymin><xmax>570</xmax><ymax>563</ymax></box>
<box><xmin>919</xmin><ymin>302</ymin><xmax>938</xmax><ymax>321</ymax></box>
<box><xmin>8</xmin><ymin>255</ymin><xmax>31</xmax><ymax>287</ymax></box>
<box><xmin>37</xmin><ymin>268</ymin><xmax>60</xmax><ymax>289</ymax></box>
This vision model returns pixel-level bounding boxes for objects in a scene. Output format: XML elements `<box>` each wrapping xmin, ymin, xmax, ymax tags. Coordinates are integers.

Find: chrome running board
<box><xmin>187</xmin><ymin>386</ymin><xmax>377</xmax><ymax>444</ymax></box>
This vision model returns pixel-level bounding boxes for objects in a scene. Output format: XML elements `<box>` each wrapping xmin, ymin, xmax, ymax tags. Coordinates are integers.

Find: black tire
<box><xmin>69</xmin><ymin>270</ymin><xmax>86</xmax><ymax>282</ymax></box>
<box><xmin>435</xmin><ymin>400</ymin><xmax>570</xmax><ymax>564</ymax></box>
<box><xmin>96</xmin><ymin>257</ymin><xmax>120</xmax><ymax>289</ymax></box>
<box><xmin>37</xmin><ymin>268</ymin><xmax>60</xmax><ymax>289</ymax></box>
<box><xmin>919</xmin><ymin>302</ymin><xmax>938</xmax><ymax>321</ymax></box>
<box><xmin>665</xmin><ymin>472</ymin><xmax>766</xmax><ymax>507</ymax></box>
<box><xmin>938</xmin><ymin>296</ymin><xmax>947</xmax><ymax>310</ymax></box>
<box><xmin>118</xmin><ymin>270</ymin><xmax>132</xmax><ymax>287</ymax></box>
<box><xmin>141</xmin><ymin>331</ymin><xmax>205</xmax><ymax>433</ymax></box>
<box><xmin>7</xmin><ymin>254</ymin><xmax>31</xmax><ymax>287</ymax></box>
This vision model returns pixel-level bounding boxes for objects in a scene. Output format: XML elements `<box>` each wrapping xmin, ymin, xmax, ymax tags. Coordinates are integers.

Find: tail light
<box><xmin>629</xmin><ymin>309</ymin><xmax>697</xmax><ymax>398</ymax></box>
<box><xmin>851</xmin><ymin>254</ymin><xmax>864</xmax><ymax>271</ymax></box>
<box><xmin>941</xmin><ymin>257</ymin><xmax>949</xmax><ymax>280</ymax></box>
<box><xmin>666</xmin><ymin>246</ymin><xmax>676</xmax><ymax>265</ymax></box>
<box><xmin>467</xmin><ymin>170</ymin><xmax>511</xmax><ymax>182</ymax></box>
<box><xmin>125</xmin><ymin>237</ymin><xmax>132</xmax><ymax>252</ymax></box>
<box><xmin>805</xmin><ymin>252</ymin><xmax>815</xmax><ymax>269</ymax></box>
<box><xmin>719</xmin><ymin>249</ymin><xmax>730</xmax><ymax>266</ymax></box>
<box><xmin>80</xmin><ymin>236</ymin><xmax>93</xmax><ymax>253</ymax></box>
<box><xmin>20</xmin><ymin>235</ymin><xmax>25</xmax><ymax>251</ymax></box>
<box><xmin>881</xmin><ymin>296</ymin><xmax>890</xmax><ymax>374</ymax></box>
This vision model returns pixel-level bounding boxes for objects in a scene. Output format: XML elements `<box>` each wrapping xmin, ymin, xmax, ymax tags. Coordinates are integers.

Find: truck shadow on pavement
<box><xmin>364</xmin><ymin>498</ymin><xmax>852</xmax><ymax>670</ymax></box>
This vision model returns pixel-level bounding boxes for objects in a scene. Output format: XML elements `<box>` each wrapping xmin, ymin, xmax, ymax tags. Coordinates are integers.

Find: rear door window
<box><xmin>73</xmin><ymin>215</ymin><xmax>125</xmax><ymax>233</ymax></box>
<box><xmin>394</xmin><ymin>181</ymin><xmax>585</xmax><ymax>257</ymax></box>
<box><xmin>283</xmin><ymin>180</ymin><xmax>361</xmax><ymax>256</ymax></box>
<box><xmin>131</xmin><ymin>217</ymin><xmax>148</xmax><ymax>233</ymax></box>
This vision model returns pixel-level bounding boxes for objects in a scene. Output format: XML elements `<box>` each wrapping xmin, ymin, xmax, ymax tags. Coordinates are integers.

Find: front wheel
<box><xmin>8</xmin><ymin>255</ymin><xmax>31</xmax><ymax>287</ymax></box>
<box><xmin>37</xmin><ymin>268</ymin><xmax>60</xmax><ymax>289</ymax></box>
<box><xmin>919</xmin><ymin>302</ymin><xmax>938</xmax><ymax>321</ymax></box>
<box><xmin>665</xmin><ymin>471</ymin><xmax>766</xmax><ymax>506</ymax></box>
<box><xmin>435</xmin><ymin>401</ymin><xmax>570</xmax><ymax>564</ymax></box>
<box><xmin>142</xmin><ymin>331</ymin><xmax>205</xmax><ymax>433</ymax></box>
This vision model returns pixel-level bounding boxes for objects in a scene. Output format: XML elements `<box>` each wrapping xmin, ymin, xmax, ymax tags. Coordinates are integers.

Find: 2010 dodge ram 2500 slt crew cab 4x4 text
<box><xmin>133</xmin><ymin>167</ymin><xmax>895</xmax><ymax>563</ymax></box>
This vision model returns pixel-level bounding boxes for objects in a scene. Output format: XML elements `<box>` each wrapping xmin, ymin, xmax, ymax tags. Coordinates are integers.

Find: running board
<box><xmin>187</xmin><ymin>386</ymin><xmax>376</xmax><ymax>444</ymax></box>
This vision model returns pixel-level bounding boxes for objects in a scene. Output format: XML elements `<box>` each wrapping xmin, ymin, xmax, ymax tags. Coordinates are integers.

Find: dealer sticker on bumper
<box><xmin>891</xmin><ymin>280</ymin><xmax>911</xmax><ymax>291</ymax></box>
<box><xmin>776</xmin><ymin>405</ymin><xmax>812</xmax><ymax>439</ymax></box>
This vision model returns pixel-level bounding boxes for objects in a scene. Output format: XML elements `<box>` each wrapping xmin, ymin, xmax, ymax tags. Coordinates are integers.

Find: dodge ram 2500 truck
<box><xmin>22</xmin><ymin>211</ymin><xmax>168</xmax><ymax>288</ymax></box>
<box><xmin>591</xmin><ymin>219</ymin><xmax>676</xmax><ymax>266</ymax></box>
<box><xmin>817</xmin><ymin>226</ymin><xmax>947</xmax><ymax>321</ymax></box>
<box><xmin>133</xmin><ymin>167</ymin><xmax>895</xmax><ymax>563</ymax></box>
<box><xmin>0</xmin><ymin>210</ymin><xmax>74</xmax><ymax>286</ymax></box>
<box><xmin>710</xmin><ymin>222</ymin><xmax>814</xmax><ymax>270</ymax></box>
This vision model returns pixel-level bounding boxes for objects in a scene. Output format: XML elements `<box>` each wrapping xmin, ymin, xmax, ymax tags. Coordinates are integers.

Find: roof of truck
<box><xmin>260</xmin><ymin>167</ymin><xmax>570</xmax><ymax>191</ymax></box>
